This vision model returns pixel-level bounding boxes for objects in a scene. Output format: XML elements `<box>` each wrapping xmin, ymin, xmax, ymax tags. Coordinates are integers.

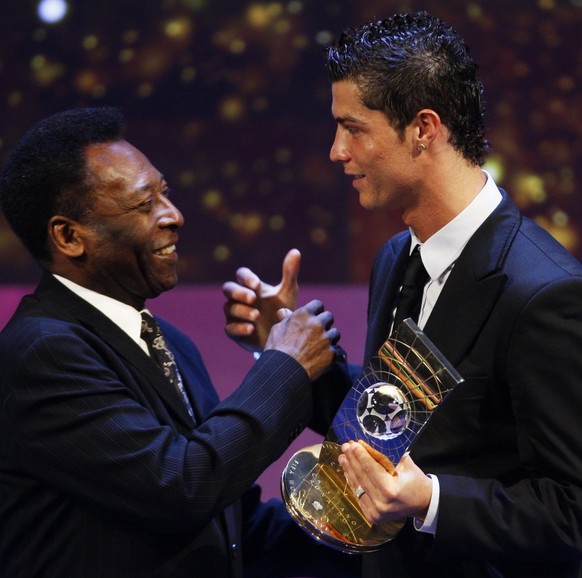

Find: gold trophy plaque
<box><xmin>281</xmin><ymin>319</ymin><xmax>464</xmax><ymax>553</ymax></box>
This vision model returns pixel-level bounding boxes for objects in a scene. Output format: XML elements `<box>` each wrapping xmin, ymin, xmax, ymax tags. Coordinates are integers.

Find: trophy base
<box><xmin>281</xmin><ymin>441</ymin><xmax>405</xmax><ymax>553</ymax></box>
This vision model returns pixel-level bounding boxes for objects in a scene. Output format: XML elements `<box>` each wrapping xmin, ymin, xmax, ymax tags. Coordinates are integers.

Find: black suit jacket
<box><xmin>0</xmin><ymin>274</ymin><xmax>357</xmax><ymax>578</ymax></box>
<box><xmin>360</xmin><ymin>192</ymin><xmax>582</xmax><ymax>577</ymax></box>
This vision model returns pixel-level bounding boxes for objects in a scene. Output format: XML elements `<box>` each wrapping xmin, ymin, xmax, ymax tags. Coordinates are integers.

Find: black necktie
<box><xmin>392</xmin><ymin>245</ymin><xmax>429</xmax><ymax>332</ymax></box>
<box><xmin>140</xmin><ymin>312</ymin><xmax>195</xmax><ymax>419</ymax></box>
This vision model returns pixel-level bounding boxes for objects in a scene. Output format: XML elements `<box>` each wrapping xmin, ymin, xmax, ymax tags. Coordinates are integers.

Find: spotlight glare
<box><xmin>37</xmin><ymin>0</ymin><xmax>68</xmax><ymax>24</ymax></box>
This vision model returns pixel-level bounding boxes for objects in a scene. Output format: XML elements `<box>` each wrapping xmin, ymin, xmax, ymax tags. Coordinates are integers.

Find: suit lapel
<box><xmin>34</xmin><ymin>275</ymin><xmax>196</xmax><ymax>430</ymax></box>
<box><xmin>423</xmin><ymin>191</ymin><xmax>521</xmax><ymax>366</ymax></box>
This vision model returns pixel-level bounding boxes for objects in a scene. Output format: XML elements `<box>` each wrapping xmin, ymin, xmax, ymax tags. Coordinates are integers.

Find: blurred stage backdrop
<box><xmin>0</xmin><ymin>0</ymin><xmax>581</xmax><ymax>284</ymax></box>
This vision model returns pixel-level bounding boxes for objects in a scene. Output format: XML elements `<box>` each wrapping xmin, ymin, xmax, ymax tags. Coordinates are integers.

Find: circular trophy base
<box><xmin>281</xmin><ymin>441</ymin><xmax>405</xmax><ymax>553</ymax></box>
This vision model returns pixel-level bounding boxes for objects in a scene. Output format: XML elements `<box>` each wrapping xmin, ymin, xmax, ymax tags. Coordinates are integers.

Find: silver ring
<box><xmin>354</xmin><ymin>485</ymin><xmax>366</xmax><ymax>499</ymax></box>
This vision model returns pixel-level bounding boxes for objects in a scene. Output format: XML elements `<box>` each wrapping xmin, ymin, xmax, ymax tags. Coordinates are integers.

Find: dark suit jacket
<box><xmin>360</xmin><ymin>192</ymin><xmax>582</xmax><ymax>577</ymax></box>
<box><xmin>0</xmin><ymin>274</ymin><xmax>357</xmax><ymax>578</ymax></box>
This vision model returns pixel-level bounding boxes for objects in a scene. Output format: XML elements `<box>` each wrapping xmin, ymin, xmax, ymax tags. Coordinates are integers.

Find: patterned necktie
<box><xmin>140</xmin><ymin>312</ymin><xmax>195</xmax><ymax>419</ymax></box>
<box><xmin>392</xmin><ymin>245</ymin><xmax>429</xmax><ymax>332</ymax></box>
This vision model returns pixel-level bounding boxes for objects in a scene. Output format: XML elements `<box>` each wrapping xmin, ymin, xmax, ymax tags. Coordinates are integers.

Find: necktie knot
<box><xmin>140</xmin><ymin>311</ymin><xmax>195</xmax><ymax>420</ymax></box>
<box><xmin>141</xmin><ymin>312</ymin><xmax>164</xmax><ymax>348</ymax></box>
<box><xmin>401</xmin><ymin>246</ymin><xmax>429</xmax><ymax>288</ymax></box>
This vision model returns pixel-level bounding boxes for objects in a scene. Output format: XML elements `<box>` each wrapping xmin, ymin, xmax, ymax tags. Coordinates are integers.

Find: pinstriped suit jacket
<box><xmin>0</xmin><ymin>274</ymin><xmax>357</xmax><ymax>578</ymax></box>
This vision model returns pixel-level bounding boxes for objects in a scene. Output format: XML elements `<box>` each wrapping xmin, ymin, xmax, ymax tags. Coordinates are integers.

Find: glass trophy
<box><xmin>281</xmin><ymin>318</ymin><xmax>464</xmax><ymax>553</ymax></box>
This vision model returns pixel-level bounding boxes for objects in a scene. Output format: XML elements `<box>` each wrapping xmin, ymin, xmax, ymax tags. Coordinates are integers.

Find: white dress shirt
<box><xmin>53</xmin><ymin>274</ymin><xmax>151</xmax><ymax>356</ymax></box>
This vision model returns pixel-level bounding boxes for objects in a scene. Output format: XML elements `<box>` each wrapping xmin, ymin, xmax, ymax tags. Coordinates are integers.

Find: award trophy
<box><xmin>281</xmin><ymin>319</ymin><xmax>464</xmax><ymax>553</ymax></box>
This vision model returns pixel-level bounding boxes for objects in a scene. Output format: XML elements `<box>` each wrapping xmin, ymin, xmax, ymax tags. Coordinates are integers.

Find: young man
<box><xmin>223</xmin><ymin>11</ymin><xmax>582</xmax><ymax>578</ymax></box>
<box><xmin>0</xmin><ymin>107</ymin><xmax>358</xmax><ymax>577</ymax></box>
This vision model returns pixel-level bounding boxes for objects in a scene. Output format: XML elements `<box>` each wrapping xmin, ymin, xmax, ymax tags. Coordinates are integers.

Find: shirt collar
<box><xmin>53</xmin><ymin>274</ymin><xmax>145</xmax><ymax>348</ymax></box>
<box><xmin>411</xmin><ymin>171</ymin><xmax>502</xmax><ymax>281</ymax></box>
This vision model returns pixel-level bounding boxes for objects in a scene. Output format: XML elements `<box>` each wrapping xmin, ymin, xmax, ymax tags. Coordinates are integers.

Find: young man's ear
<box><xmin>415</xmin><ymin>108</ymin><xmax>441</xmax><ymax>150</ymax></box>
<box><xmin>48</xmin><ymin>216</ymin><xmax>87</xmax><ymax>258</ymax></box>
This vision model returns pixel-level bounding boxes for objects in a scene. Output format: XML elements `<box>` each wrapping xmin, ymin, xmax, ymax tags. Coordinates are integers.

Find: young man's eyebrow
<box><xmin>336</xmin><ymin>115</ymin><xmax>364</xmax><ymax>125</ymax></box>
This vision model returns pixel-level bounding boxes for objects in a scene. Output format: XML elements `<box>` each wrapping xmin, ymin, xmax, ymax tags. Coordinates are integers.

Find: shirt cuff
<box><xmin>413</xmin><ymin>474</ymin><xmax>439</xmax><ymax>535</ymax></box>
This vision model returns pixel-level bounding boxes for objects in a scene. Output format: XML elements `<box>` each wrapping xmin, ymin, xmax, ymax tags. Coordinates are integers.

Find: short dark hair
<box><xmin>327</xmin><ymin>11</ymin><xmax>490</xmax><ymax>165</ymax></box>
<box><xmin>0</xmin><ymin>107</ymin><xmax>125</xmax><ymax>262</ymax></box>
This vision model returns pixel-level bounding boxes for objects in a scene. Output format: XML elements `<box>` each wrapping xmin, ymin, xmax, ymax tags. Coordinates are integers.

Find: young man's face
<box><xmin>330</xmin><ymin>79</ymin><xmax>421</xmax><ymax>212</ymax></box>
<box><xmin>78</xmin><ymin>140</ymin><xmax>184</xmax><ymax>309</ymax></box>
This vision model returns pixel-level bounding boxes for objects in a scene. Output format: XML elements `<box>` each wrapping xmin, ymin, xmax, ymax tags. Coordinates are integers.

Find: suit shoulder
<box><xmin>1</xmin><ymin>297</ymin><xmax>70</xmax><ymax>342</ymax></box>
<box><xmin>512</xmin><ymin>217</ymin><xmax>582</xmax><ymax>279</ymax></box>
<box><xmin>371</xmin><ymin>230</ymin><xmax>410</xmax><ymax>269</ymax></box>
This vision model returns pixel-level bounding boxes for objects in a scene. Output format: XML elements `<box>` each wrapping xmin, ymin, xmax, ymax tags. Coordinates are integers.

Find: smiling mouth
<box><xmin>154</xmin><ymin>244</ymin><xmax>176</xmax><ymax>256</ymax></box>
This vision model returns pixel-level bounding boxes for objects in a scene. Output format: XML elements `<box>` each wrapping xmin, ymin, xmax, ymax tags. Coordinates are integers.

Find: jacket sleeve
<box><xmin>1</xmin><ymin>316</ymin><xmax>314</xmax><ymax>535</ymax></box>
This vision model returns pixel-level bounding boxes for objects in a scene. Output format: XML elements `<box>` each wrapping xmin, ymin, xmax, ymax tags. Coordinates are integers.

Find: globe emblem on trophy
<box><xmin>356</xmin><ymin>382</ymin><xmax>410</xmax><ymax>440</ymax></box>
